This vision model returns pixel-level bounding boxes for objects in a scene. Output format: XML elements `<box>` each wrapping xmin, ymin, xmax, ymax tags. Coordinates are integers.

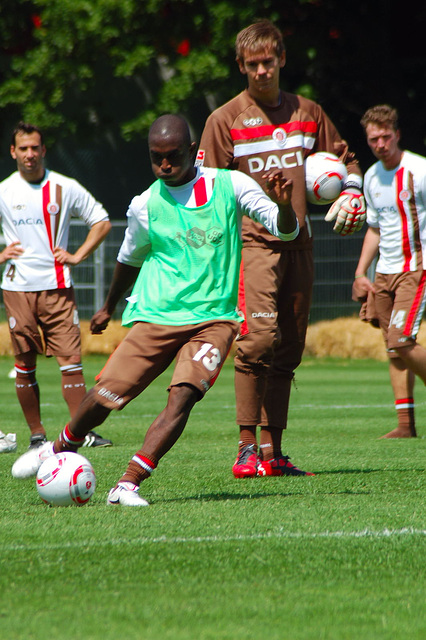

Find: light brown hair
<box><xmin>360</xmin><ymin>105</ymin><xmax>399</xmax><ymax>132</ymax></box>
<box><xmin>235</xmin><ymin>20</ymin><xmax>285</xmax><ymax>61</ymax></box>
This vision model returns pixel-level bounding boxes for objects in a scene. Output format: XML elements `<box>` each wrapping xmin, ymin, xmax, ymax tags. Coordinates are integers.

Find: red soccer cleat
<box><xmin>232</xmin><ymin>444</ymin><xmax>258</xmax><ymax>478</ymax></box>
<box><xmin>257</xmin><ymin>455</ymin><xmax>315</xmax><ymax>477</ymax></box>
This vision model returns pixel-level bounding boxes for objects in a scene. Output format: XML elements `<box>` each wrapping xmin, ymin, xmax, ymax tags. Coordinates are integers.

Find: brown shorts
<box><xmin>236</xmin><ymin>246</ymin><xmax>314</xmax><ymax>373</ymax></box>
<box><xmin>2</xmin><ymin>289</ymin><xmax>82</xmax><ymax>358</ymax></box>
<box><xmin>93</xmin><ymin>319</ymin><xmax>239</xmax><ymax>410</ymax></box>
<box><xmin>374</xmin><ymin>269</ymin><xmax>426</xmax><ymax>356</ymax></box>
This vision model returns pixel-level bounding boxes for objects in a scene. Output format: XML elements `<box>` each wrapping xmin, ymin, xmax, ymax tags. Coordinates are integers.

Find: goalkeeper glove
<box><xmin>325</xmin><ymin>188</ymin><xmax>366</xmax><ymax>236</ymax></box>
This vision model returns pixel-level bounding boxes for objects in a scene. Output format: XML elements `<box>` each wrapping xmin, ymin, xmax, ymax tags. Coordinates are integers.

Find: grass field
<box><xmin>0</xmin><ymin>355</ymin><xmax>424</xmax><ymax>640</ymax></box>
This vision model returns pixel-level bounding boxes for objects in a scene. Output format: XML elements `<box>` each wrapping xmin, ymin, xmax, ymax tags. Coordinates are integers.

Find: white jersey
<box><xmin>0</xmin><ymin>169</ymin><xmax>109</xmax><ymax>291</ymax></box>
<box><xmin>117</xmin><ymin>166</ymin><xmax>299</xmax><ymax>267</ymax></box>
<box><xmin>365</xmin><ymin>150</ymin><xmax>426</xmax><ymax>273</ymax></box>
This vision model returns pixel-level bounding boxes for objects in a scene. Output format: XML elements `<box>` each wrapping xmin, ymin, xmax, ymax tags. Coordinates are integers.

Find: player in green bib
<box><xmin>122</xmin><ymin>169</ymin><xmax>242</xmax><ymax>326</ymax></box>
<box><xmin>11</xmin><ymin>114</ymin><xmax>299</xmax><ymax>506</ymax></box>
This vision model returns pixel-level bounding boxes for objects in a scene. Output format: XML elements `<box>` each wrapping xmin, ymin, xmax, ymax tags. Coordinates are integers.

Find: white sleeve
<box><xmin>117</xmin><ymin>190</ymin><xmax>151</xmax><ymax>266</ymax></box>
<box><xmin>364</xmin><ymin>174</ymin><xmax>380</xmax><ymax>229</ymax></box>
<box><xmin>230</xmin><ymin>171</ymin><xmax>299</xmax><ymax>241</ymax></box>
<box><xmin>69</xmin><ymin>179</ymin><xmax>110</xmax><ymax>225</ymax></box>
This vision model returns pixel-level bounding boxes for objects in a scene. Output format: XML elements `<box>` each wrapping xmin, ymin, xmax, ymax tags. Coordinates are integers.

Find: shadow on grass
<box><xmin>162</xmin><ymin>488</ymin><xmax>372</xmax><ymax>504</ymax></box>
<box><xmin>314</xmin><ymin>467</ymin><xmax>423</xmax><ymax>474</ymax></box>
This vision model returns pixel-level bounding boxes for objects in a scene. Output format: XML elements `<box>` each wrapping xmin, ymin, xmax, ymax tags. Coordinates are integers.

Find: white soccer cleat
<box><xmin>11</xmin><ymin>441</ymin><xmax>54</xmax><ymax>479</ymax></box>
<box><xmin>107</xmin><ymin>482</ymin><xmax>149</xmax><ymax>507</ymax></box>
<box><xmin>0</xmin><ymin>431</ymin><xmax>17</xmax><ymax>453</ymax></box>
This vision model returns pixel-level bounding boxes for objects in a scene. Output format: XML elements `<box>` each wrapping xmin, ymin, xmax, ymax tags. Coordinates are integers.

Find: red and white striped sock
<box><xmin>119</xmin><ymin>452</ymin><xmax>158</xmax><ymax>486</ymax></box>
<box><xmin>54</xmin><ymin>423</ymin><xmax>86</xmax><ymax>453</ymax></box>
<box><xmin>395</xmin><ymin>397</ymin><xmax>415</xmax><ymax>432</ymax></box>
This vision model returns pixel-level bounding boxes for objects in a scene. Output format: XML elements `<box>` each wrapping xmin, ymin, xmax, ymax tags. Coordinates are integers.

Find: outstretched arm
<box><xmin>90</xmin><ymin>261</ymin><xmax>140</xmax><ymax>334</ymax></box>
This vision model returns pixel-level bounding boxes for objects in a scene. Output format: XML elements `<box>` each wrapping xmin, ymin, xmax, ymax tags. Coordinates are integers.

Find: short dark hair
<box><xmin>235</xmin><ymin>20</ymin><xmax>285</xmax><ymax>61</ymax></box>
<box><xmin>360</xmin><ymin>105</ymin><xmax>399</xmax><ymax>132</ymax></box>
<box><xmin>11</xmin><ymin>122</ymin><xmax>44</xmax><ymax>146</ymax></box>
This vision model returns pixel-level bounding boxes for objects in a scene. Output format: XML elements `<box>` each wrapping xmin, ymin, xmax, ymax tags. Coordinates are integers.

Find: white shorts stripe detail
<box><xmin>408</xmin><ymin>284</ymin><xmax>426</xmax><ymax>339</ymax></box>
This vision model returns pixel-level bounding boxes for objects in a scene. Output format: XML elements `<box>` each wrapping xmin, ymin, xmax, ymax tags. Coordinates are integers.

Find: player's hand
<box><xmin>352</xmin><ymin>275</ymin><xmax>375</xmax><ymax>302</ymax></box>
<box><xmin>0</xmin><ymin>241</ymin><xmax>24</xmax><ymax>263</ymax></box>
<box><xmin>53</xmin><ymin>247</ymin><xmax>72</xmax><ymax>264</ymax></box>
<box><xmin>90</xmin><ymin>308</ymin><xmax>112</xmax><ymax>334</ymax></box>
<box><xmin>325</xmin><ymin>189</ymin><xmax>366</xmax><ymax>236</ymax></box>
<box><xmin>262</xmin><ymin>169</ymin><xmax>293</xmax><ymax>205</ymax></box>
<box><xmin>53</xmin><ymin>246</ymin><xmax>83</xmax><ymax>265</ymax></box>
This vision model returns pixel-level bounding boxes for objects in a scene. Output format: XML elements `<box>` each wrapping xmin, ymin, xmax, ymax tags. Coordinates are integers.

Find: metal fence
<box><xmin>0</xmin><ymin>216</ymin><xmax>365</xmax><ymax>324</ymax></box>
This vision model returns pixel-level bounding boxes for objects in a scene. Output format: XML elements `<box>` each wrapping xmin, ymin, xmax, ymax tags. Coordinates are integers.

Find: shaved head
<box><xmin>148</xmin><ymin>114</ymin><xmax>192</xmax><ymax>147</ymax></box>
<box><xmin>148</xmin><ymin>114</ymin><xmax>197</xmax><ymax>186</ymax></box>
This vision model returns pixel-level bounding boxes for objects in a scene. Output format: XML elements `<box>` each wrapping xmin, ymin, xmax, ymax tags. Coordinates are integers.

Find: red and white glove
<box><xmin>325</xmin><ymin>188</ymin><xmax>366</xmax><ymax>236</ymax></box>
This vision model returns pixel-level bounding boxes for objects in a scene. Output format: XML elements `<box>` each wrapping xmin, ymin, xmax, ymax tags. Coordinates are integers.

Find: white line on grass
<box><xmin>292</xmin><ymin>402</ymin><xmax>426</xmax><ymax>410</ymax></box>
<box><xmin>4</xmin><ymin>527</ymin><xmax>425</xmax><ymax>553</ymax></box>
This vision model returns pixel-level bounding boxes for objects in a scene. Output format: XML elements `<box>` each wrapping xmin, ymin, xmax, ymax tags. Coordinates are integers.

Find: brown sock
<box><xmin>15</xmin><ymin>367</ymin><xmax>45</xmax><ymax>435</ymax></box>
<box><xmin>259</xmin><ymin>426</ymin><xmax>283</xmax><ymax>461</ymax></box>
<box><xmin>119</xmin><ymin>451</ymin><xmax>158</xmax><ymax>486</ymax></box>
<box><xmin>238</xmin><ymin>426</ymin><xmax>257</xmax><ymax>453</ymax></box>
<box><xmin>381</xmin><ymin>398</ymin><xmax>417</xmax><ymax>438</ymax></box>
<box><xmin>61</xmin><ymin>365</ymin><xmax>86</xmax><ymax>417</ymax></box>
<box><xmin>395</xmin><ymin>398</ymin><xmax>416</xmax><ymax>434</ymax></box>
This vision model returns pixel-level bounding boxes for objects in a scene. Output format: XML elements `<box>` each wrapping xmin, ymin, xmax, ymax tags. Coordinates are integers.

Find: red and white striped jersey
<box><xmin>0</xmin><ymin>169</ymin><xmax>109</xmax><ymax>291</ymax></box>
<box><xmin>365</xmin><ymin>151</ymin><xmax>426</xmax><ymax>273</ymax></box>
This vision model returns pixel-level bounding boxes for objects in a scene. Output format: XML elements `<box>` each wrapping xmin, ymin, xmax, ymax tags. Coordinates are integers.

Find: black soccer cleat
<box><xmin>83</xmin><ymin>430</ymin><xmax>113</xmax><ymax>448</ymax></box>
<box><xmin>28</xmin><ymin>433</ymin><xmax>48</xmax><ymax>449</ymax></box>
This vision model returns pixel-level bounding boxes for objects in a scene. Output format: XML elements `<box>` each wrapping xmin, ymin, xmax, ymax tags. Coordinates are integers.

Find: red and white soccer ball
<box><xmin>36</xmin><ymin>452</ymin><xmax>96</xmax><ymax>506</ymax></box>
<box><xmin>305</xmin><ymin>152</ymin><xmax>348</xmax><ymax>205</ymax></box>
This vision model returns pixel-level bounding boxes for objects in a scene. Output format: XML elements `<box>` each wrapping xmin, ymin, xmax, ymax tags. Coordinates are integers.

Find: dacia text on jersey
<box><xmin>13</xmin><ymin>218</ymin><xmax>43</xmax><ymax>226</ymax></box>
<box><xmin>247</xmin><ymin>150</ymin><xmax>304</xmax><ymax>174</ymax></box>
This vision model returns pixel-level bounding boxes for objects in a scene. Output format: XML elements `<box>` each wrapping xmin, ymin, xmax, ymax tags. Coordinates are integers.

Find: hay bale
<box><xmin>0</xmin><ymin>322</ymin><xmax>13</xmax><ymax>356</ymax></box>
<box><xmin>1</xmin><ymin>317</ymin><xmax>426</xmax><ymax>360</ymax></box>
<box><xmin>80</xmin><ymin>320</ymin><xmax>129</xmax><ymax>355</ymax></box>
<box><xmin>304</xmin><ymin>316</ymin><xmax>386</xmax><ymax>360</ymax></box>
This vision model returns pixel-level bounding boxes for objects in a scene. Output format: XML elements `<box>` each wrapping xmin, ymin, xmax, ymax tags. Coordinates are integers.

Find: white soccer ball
<box><xmin>36</xmin><ymin>452</ymin><xmax>96</xmax><ymax>506</ymax></box>
<box><xmin>305</xmin><ymin>152</ymin><xmax>348</xmax><ymax>205</ymax></box>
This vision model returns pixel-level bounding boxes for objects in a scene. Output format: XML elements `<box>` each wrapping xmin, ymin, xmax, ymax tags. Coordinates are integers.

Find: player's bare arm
<box><xmin>53</xmin><ymin>219</ymin><xmax>111</xmax><ymax>265</ymax></box>
<box><xmin>0</xmin><ymin>241</ymin><xmax>24</xmax><ymax>264</ymax></box>
<box><xmin>90</xmin><ymin>261</ymin><xmax>140</xmax><ymax>334</ymax></box>
<box><xmin>352</xmin><ymin>226</ymin><xmax>379</xmax><ymax>301</ymax></box>
<box><xmin>262</xmin><ymin>169</ymin><xmax>297</xmax><ymax>235</ymax></box>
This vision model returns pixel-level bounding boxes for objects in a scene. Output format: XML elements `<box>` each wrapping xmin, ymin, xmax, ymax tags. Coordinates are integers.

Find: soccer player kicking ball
<box><xmin>12</xmin><ymin>114</ymin><xmax>299</xmax><ymax>506</ymax></box>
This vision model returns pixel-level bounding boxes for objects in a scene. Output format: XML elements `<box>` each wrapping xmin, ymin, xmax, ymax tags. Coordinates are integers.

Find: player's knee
<box><xmin>236</xmin><ymin>328</ymin><xmax>280</xmax><ymax>365</ymax></box>
<box><xmin>392</xmin><ymin>341</ymin><xmax>416</xmax><ymax>361</ymax></box>
<box><xmin>169</xmin><ymin>383</ymin><xmax>201</xmax><ymax>409</ymax></box>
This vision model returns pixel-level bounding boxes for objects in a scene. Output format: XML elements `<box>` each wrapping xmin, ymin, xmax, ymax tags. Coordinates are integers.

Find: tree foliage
<box><xmin>0</xmin><ymin>0</ymin><xmax>425</xmax><ymax>210</ymax></box>
<box><xmin>1</xmin><ymin>1</ymin><xmax>426</xmax><ymax>145</ymax></box>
